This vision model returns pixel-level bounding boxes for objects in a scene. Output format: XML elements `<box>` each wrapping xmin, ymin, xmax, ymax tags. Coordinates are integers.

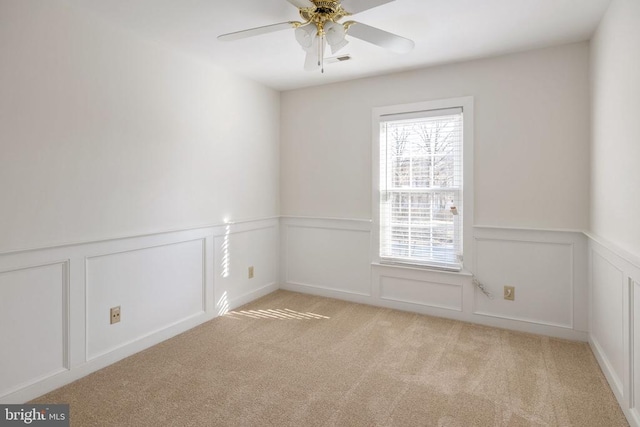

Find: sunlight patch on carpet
<box><xmin>225</xmin><ymin>308</ymin><xmax>330</xmax><ymax>320</ymax></box>
<box><xmin>216</xmin><ymin>291</ymin><xmax>230</xmax><ymax>316</ymax></box>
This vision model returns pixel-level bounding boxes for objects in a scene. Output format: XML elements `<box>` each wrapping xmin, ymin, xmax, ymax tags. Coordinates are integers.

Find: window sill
<box><xmin>371</xmin><ymin>261</ymin><xmax>473</xmax><ymax>277</ymax></box>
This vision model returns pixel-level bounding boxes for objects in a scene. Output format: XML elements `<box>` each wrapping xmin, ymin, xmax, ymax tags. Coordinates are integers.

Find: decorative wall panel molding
<box><xmin>85</xmin><ymin>239</ymin><xmax>206</xmax><ymax>360</ymax></box>
<box><xmin>0</xmin><ymin>215</ymin><xmax>599</xmax><ymax>405</ymax></box>
<box><xmin>281</xmin><ymin>217</ymin><xmax>587</xmax><ymax>341</ymax></box>
<box><xmin>588</xmin><ymin>236</ymin><xmax>640</xmax><ymax>426</ymax></box>
<box><xmin>282</xmin><ymin>218</ymin><xmax>372</xmax><ymax>297</ymax></box>
<box><xmin>0</xmin><ymin>261</ymin><xmax>69</xmax><ymax>398</ymax></box>
<box><xmin>590</xmin><ymin>249</ymin><xmax>625</xmax><ymax>395</ymax></box>
<box><xmin>632</xmin><ymin>278</ymin><xmax>640</xmax><ymax>425</ymax></box>
<box><xmin>473</xmin><ymin>238</ymin><xmax>574</xmax><ymax>328</ymax></box>
<box><xmin>380</xmin><ymin>275</ymin><xmax>463</xmax><ymax>312</ymax></box>
<box><xmin>0</xmin><ymin>218</ymin><xmax>278</xmax><ymax>403</ymax></box>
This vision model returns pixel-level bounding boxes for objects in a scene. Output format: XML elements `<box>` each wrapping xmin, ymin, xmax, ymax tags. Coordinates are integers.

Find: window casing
<box><xmin>373</xmin><ymin>98</ymin><xmax>473</xmax><ymax>272</ymax></box>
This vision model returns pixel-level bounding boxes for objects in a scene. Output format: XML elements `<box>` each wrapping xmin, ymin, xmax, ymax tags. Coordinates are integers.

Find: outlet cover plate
<box><xmin>110</xmin><ymin>306</ymin><xmax>121</xmax><ymax>324</ymax></box>
<box><xmin>504</xmin><ymin>286</ymin><xmax>515</xmax><ymax>301</ymax></box>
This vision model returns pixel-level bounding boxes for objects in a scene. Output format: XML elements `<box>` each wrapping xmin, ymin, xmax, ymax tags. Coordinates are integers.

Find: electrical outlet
<box><xmin>504</xmin><ymin>286</ymin><xmax>515</xmax><ymax>301</ymax></box>
<box><xmin>248</xmin><ymin>266</ymin><xmax>254</xmax><ymax>279</ymax></box>
<box><xmin>110</xmin><ymin>306</ymin><xmax>121</xmax><ymax>324</ymax></box>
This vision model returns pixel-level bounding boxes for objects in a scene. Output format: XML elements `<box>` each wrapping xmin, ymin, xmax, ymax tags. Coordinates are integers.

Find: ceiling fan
<box><xmin>218</xmin><ymin>0</ymin><xmax>415</xmax><ymax>73</ymax></box>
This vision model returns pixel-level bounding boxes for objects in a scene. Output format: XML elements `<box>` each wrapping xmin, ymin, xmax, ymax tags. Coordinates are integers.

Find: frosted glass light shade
<box><xmin>295</xmin><ymin>23</ymin><xmax>317</xmax><ymax>49</ymax></box>
<box><xmin>324</xmin><ymin>21</ymin><xmax>348</xmax><ymax>54</ymax></box>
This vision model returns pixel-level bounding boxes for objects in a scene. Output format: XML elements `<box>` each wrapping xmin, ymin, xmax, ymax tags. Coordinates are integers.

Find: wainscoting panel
<box><xmin>1</xmin><ymin>216</ymin><xmax>599</xmax><ymax>406</ymax></box>
<box><xmin>380</xmin><ymin>275</ymin><xmax>463</xmax><ymax>312</ymax></box>
<box><xmin>472</xmin><ymin>228</ymin><xmax>588</xmax><ymax>332</ymax></box>
<box><xmin>633</xmin><ymin>278</ymin><xmax>640</xmax><ymax>422</ymax></box>
<box><xmin>473</xmin><ymin>238</ymin><xmax>574</xmax><ymax>328</ymax></box>
<box><xmin>370</xmin><ymin>264</ymin><xmax>474</xmax><ymax>320</ymax></box>
<box><xmin>0</xmin><ymin>262</ymin><xmax>68</xmax><ymax>398</ymax></box>
<box><xmin>590</xmin><ymin>248</ymin><xmax>625</xmax><ymax>395</ymax></box>
<box><xmin>86</xmin><ymin>239</ymin><xmax>206</xmax><ymax>360</ymax></box>
<box><xmin>588</xmin><ymin>235</ymin><xmax>640</xmax><ymax>426</ymax></box>
<box><xmin>214</xmin><ymin>222</ymin><xmax>278</xmax><ymax>314</ymax></box>
<box><xmin>0</xmin><ymin>218</ymin><xmax>278</xmax><ymax>404</ymax></box>
<box><xmin>281</xmin><ymin>217</ymin><xmax>587</xmax><ymax>341</ymax></box>
<box><xmin>283</xmin><ymin>219</ymin><xmax>372</xmax><ymax>297</ymax></box>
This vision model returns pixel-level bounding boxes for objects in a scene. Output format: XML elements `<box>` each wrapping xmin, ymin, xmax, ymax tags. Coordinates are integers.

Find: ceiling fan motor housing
<box><xmin>311</xmin><ymin>1</ymin><xmax>339</xmax><ymax>11</ymax></box>
<box><xmin>300</xmin><ymin>1</ymin><xmax>349</xmax><ymax>25</ymax></box>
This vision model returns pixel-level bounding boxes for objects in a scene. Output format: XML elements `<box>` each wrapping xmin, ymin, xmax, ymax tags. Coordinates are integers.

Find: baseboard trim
<box><xmin>227</xmin><ymin>283</ymin><xmax>280</xmax><ymax>312</ymax></box>
<box><xmin>631</xmin><ymin>407</ymin><xmax>640</xmax><ymax>427</ymax></box>
<box><xmin>280</xmin><ymin>282</ymin><xmax>374</xmax><ymax>305</ymax></box>
<box><xmin>283</xmin><ymin>280</ymin><xmax>372</xmax><ymax>297</ymax></box>
<box><xmin>282</xmin><ymin>281</ymin><xmax>588</xmax><ymax>341</ymax></box>
<box><xmin>471</xmin><ymin>310</ymin><xmax>573</xmax><ymax>330</ymax></box>
<box><xmin>589</xmin><ymin>334</ymin><xmax>634</xmax><ymax>426</ymax></box>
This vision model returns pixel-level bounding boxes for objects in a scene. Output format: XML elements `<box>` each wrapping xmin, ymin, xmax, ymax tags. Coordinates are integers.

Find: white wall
<box><xmin>0</xmin><ymin>0</ymin><xmax>280</xmax><ymax>253</ymax></box>
<box><xmin>281</xmin><ymin>43</ymin><xmax>590</xmax><ymax>230</ymax></box>
<box><xmin>588</xmin><ymin>0</ymin><xmax>640</xmax><ymax>425</ymax></box>
<box><xmin>590</xmin><ymin>0</ymin><xmax>640</xmax><ymax>259</ymax></box>
<box><xmin>280</xmin><ymin>43</ymin><xmax>591</xmax><ymax>341</ymax></box>
<box><xmin>0</xmin><ymin>0</ymin><xmax>280</xmax><ymax>403</ymax></box>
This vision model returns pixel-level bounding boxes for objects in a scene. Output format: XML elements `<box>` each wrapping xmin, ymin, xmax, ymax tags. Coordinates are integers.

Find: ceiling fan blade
<box><xmin>286</xmin><ymin>0</ymin><xmax>315</xmax><ymax>8</ymax></box>
<box><xmin>218</xmin><ymin>22</ymin><xmax>296</xmax><ymax>41</ymax></box>
<box><xmin>346</xmin><ymin>21</ymin><xmax>414</xmax><ymax>54</ymax></box>
<box><xmin>341</xmin><ymin>0</ymin><xmax>395</xmax><ymax>14</ymax></box>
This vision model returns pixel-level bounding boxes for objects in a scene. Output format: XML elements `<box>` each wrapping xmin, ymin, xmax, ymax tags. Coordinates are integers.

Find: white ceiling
<box><xmin>71</xmin><ymin>0</ymin><xmax>612</xmax><ymax>91</ymax></box>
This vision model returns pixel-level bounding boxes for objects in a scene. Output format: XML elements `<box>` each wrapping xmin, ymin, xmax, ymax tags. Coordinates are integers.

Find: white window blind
<box><xmin>379</xmin><ymin>107</ymin><xmax>464</xmax><ymax>270</ymax></box>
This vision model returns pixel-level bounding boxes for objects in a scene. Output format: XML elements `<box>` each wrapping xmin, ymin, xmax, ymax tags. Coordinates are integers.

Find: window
<box><xmin>373</xmin><ymin>98</ymin><xmax>473</xmax><ymax>271</ymax></box>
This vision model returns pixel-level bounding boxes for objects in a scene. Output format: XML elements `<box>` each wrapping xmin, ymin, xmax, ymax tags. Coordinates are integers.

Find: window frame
<box><xmin>371</xmin><ymin>97</ymin><xmax>474</xmax><ymax>272</ymax></box>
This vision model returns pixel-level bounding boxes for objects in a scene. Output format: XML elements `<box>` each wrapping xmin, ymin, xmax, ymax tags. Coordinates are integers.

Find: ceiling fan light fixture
<box><xmin>329</xmin><ymin>37</ymin><xmax>348</xmax><ymax>54</ymax></box>
<box><xmin>324</xmin><ymin>21</ymin><xmax>347</xmax><ymax>49</ymax></box>
<box><xmin>295</xmin><ymin>23</ymin><xmax>317</xmax><ymax>49</ymax></box>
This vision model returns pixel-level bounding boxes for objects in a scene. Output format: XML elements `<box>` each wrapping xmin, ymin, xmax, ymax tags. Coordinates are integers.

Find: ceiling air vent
<box><xmin>326</xmin><ymin>54</ymin><xmax>352</xmax><ymax>64</ymax></box>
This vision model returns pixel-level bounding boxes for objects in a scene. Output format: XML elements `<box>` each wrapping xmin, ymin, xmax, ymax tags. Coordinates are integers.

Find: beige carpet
<box><xmin>33</xmin><ymin>290</ymin><xmax>627</xmax><ymax>426</ymax></box>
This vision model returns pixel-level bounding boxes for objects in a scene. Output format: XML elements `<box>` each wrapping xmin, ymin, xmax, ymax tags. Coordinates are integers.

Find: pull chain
<box><xmin>317</xmin><ymin>33</ymin><xmax>325</xmax><ymax>74</ymax></box>
<box><xmin>321</xmin><ymin>34</ymin><xmax>325</xmax><ymax>73</ymax></box>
